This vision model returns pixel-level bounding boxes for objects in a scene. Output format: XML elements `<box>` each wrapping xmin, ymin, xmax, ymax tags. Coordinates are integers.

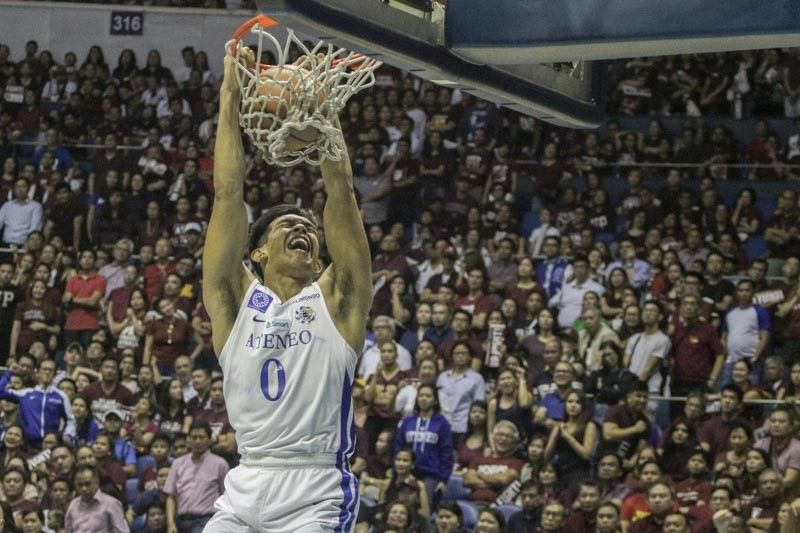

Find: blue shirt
<box><xmin>436</xmin><ymin>369</ymin><xmax>486</xmax><ymax>433</ymax></box>
<box><xmin>536</xmin><ymin>257</ymin><xmax>569</xmax><ymax>298</ymax></box>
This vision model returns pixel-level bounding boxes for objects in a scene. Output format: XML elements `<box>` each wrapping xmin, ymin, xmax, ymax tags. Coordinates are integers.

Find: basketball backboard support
<box><xmin>255</xmin><ymin>0</ymin><xmax>604</xmax><ymax>129</ymax></box>
<box><xmin>446</xmin><ymin>0</ymin><xmax>800</xmax><ymax>64</ymax></box>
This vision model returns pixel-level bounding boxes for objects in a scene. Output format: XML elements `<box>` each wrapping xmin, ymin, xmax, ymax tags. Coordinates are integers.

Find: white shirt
<box><xmin>552</xmin><ymin>277</ymin><xmax>605</xmax><ymax>328</ymax></box>
<box><xmin>625</xmin><ymin>330</ymin><xmax>671</xmax><ymax>393</ymax></box>
<box><xmin>358</xmin><ymin>341</ymin><xmax>413</xmax><ymax>380</ymax></box>
<box><xmin>0</xmin><ymin>199</ymin><xmax>43</xmax><ymax>245</ymax></box>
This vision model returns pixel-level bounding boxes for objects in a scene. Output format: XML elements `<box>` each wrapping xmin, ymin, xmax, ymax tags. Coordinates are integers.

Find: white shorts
<box><xmin>203</xmin><ymin>463</ymin><xmax>359</xmax><ymax>532</ymax></box>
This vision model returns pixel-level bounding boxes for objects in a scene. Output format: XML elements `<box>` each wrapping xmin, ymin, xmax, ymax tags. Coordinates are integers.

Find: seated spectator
<box><xmin>101</xmin><ymin>409</ymin><xmax>136</xmax><ymax>478</ymax></box>
<box><xmin>598</xmin><ymin>379</ymin><xmax>651</xmax><ymax>467</ymax></box>
<box><xmin>628</xmin><ymin>481</ymin><xmax>676</xmax><ymax>533</ymax></box>
<box><xmin>64</xmin><ymin>464</ymin><xmax>127</xmax><ymax>533</ymax></box>
<box><xmin>698</xmin><ymin>385</ymin><xmax>746</xmax><ymax>459</ymax></box>
<box><xmin>741</xmin><ymin>468</ymin><xmax>784</xmax><ymax>531</ymax></box>
<box><xmin>754</xmin><ymin>407</ymin><xmax>800</xmax><ymax>496</ymax></box>
<box><xmin>534</xmin><ymin>360</ymin><xmax>581</xmax><ymax>429</ymax></box>
<box><xmin>563</xmin><ymin>481</ymin><xmax>603</xmax><ymax>532</ymax></box>
<box><xmin>620</xmin><ymin>460</ymin><xmax>664</xmax><ymax>529</ymax></box>
<box><xmin>539</xmin><ymin>501</ymin><xmax>567</xmax><ymax>532</ymax></box>
<box><xmin>433</xmin><ymin>501</ymin><xmax>464</xmax><ymax>533</ymax></box>
<box><xmin>124</xmin><ymin>397</ymin><xmax>160</xmax><ymax>456</ymax></box>
<box><xmin>463</xmin><ymin>420</ymin><xmax>525</xmax><ymax>504</ymax></box>
<box><xmin>155</xmin><ymin>378</ymin><xmax>192</xmax><ymax>438</ymax></box>
<box><xmin>674</xmin><ymin>448</ymin><xmax>713</xmax><ymax>510</ymax></box>
<box><xmin>659</xmin><ymin>418</ymin><xmax>699</xmax><ymax>482</ymax></box>
<box><xmin>80</xmin><ymin>356</ymin><xmax>135</xmax><ymax>427</ymax></box>
<box><xmin>90</xmin><ymin>433</ymin><xmax>126</xmax><ymax>498</ymax></box>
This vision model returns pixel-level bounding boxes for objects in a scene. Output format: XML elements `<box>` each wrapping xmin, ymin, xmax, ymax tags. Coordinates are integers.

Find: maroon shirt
<box><xmin>13</xmin><ymin>300</ymin><xmax>61</xmax><ymax>352</ymax></box>
<box><xmin>81</xmin><ymin>382</ymin><xmax>136</xmax><ymax>426</ymax></box>
<box><xmin>467</xmin><ymin>455</ymin><xmax>524</xmax><ymax>502</ymax></box>
<box><xmin>670</xmin><ymin>320</ymin><xmax>723</xmax><ymax>385</ymax></box>
<box><xmin>697</xmin><ymin>415</ymin><xmax>746</xmax><ymax>459</ymax></box>
<box><xmin>598</xmin><ymin>403</ymin><xmax>650</xmax><ymax>460</ymax></box>
<box><xmin>107</xmin><ymin>286</ymin><xmax>135</xmax><ymax>323</ymax></box>
<box><xmin>674</xmin><ymin>477</ymin><xmax>712</xmax><ymax>508</ymax></box>
<box><xmin>146</xmin><ymin>317</ymin><xmax>190</xmax><ymax>370</ymax></box>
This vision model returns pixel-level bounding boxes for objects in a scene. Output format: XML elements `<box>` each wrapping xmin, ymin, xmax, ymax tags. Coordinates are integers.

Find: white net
<box><xmin>227</xmin><ymin>18</ymin><xmax>382</xmax><ymax>167</ymax></box>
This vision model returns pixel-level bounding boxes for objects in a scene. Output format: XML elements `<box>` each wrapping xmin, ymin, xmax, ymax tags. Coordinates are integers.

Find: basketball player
<box><xmin>199</xmin><ymin>48</ymin><xmax>372</xmax><ymax>532</ymax></box>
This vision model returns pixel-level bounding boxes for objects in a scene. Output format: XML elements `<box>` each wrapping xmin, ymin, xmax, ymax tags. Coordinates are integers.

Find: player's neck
<box><xmin>262</xmin><ymin>272</ymin><xmax>311</xmax><ymax>301</ymax></box>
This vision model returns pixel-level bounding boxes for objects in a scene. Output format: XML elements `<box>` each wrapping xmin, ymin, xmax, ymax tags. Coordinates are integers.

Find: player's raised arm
<box><xmin>203</xmin><ymin>51</ymin><xmax>254</xmax><ymax>354</ymax></box>
<box><xmin>318</xmin><ymin>124</ymin><xmax>373</xmax><ymax>352</ymax></box>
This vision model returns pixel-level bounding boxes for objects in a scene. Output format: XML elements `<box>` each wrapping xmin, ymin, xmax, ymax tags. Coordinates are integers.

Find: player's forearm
<box><xmin>213</xmin><ymin>91</ymin><xmax>246</xmax><ymax>198</ymax></box>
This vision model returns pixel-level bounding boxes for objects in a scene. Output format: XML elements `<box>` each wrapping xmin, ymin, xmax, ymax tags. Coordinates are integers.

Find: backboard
<box><xmin>256</xmin><ymin>0</ymin><xmax>604</xmax><ymax>129</ymax></box>
<box><xmin>255</xmin><ymin>0</ymin><xmax>800</xmax><ymax>129</ymax></box>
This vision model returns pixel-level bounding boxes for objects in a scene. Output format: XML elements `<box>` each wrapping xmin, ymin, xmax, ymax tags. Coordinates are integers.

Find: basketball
<box><xmin>244</xmin><ymin>65</ymin><xmax>326</xmax><ymax>152</ymax></box>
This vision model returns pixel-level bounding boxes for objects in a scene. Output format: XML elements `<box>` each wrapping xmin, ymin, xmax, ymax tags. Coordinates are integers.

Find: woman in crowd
<box><xmin>454</xmin><ymin>401</ymin><xmax>488</xmax><ymax>473</ymax></box>
<box><xmin>520</xmin><ymin>307</ymin><xmax>558</xmax><ymax>381</ymax></box>
<box><xmin>658</xmin><ymin>418</ymin><xmax>698</xmax><ymax>481</ymax></box>
<box><xmin>155</xmin><ymin>378</ymin><xmax>191</xmax><ymax>438</ymax></box>
<box><xmin>738</xmin><ymin>448</ymin><xmax>771</xmax><ymax>508</ymax></box>
<box><xmin>393</xmin><ymin>384</ymin><xmax>453</xmax><ymax>510</ymax></box>
<box><xmin>0</xmin><ymin>425</ymin><xmax>27</xmax><ymax>470</ymax></box>
<box><xmin>107</xmin><ymin>287</ymin><xmax>148</xmax><ymax>356</ymax></box>
<box><xmin>398</xmin><ymin>302</ymin><xmax>432</xmax><ymax>356</ymax></box>
<box><xmin>70</xmin><ymin>396</ymin><xmax>99</xmax><ymax>448</ymax></box>
<box><xmin>143</xmin><ymin>298</ymin><xmax>201</xmax><ymax>376</ymax></box>
<box><xmin>9</xmin><ymin>278</ymin><xmax>61</xmax><ymax>359</ymax></box>
<box><xmin>714</xmin><ymin>421</ymin><xmax>753</xmax><ymax>480</ymax></box>
<box><xmin>118</xmin><ymin>351</ymin><xmax>140</xmax><ymax>394</ymax></box>
<box><xmin>475</xmin><ymin>508</ymin><xmax>505</xmax><ymax>533</ymax></box>
<box><xmin>544</xmin><ymin>389</ymin><xmax>598</xmax><ymax>494</ymax></box>
<box><xmin>601</xmin><ymin>268</ymin><xmax>632</xmax><ymax>320</ymax></box>
<box><xmin>90</xmin><ymin>434</ymin><xmax>126</xmax><ymax>500</ymax></box>
<box><xmin>487</xmin><ymin>366</ymin><xmax>532</xmax><ymax>444</ymax></box>
<box><xmin>124</xmin><ymin>397</ymin><xmax>160</xmax><ymax>456</ymax></box>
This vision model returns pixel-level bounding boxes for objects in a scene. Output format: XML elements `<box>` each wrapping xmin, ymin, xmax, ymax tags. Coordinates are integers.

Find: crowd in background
<box><xmin>1</xmin><ymin>20</ymin><xmax>800</xmax><ymax>533</ymax></box>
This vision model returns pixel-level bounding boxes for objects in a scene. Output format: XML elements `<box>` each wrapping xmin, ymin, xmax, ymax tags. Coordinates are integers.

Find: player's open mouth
<box><xmin>287</xmin><ymin>236</ymin><xmax>310</xmax><ymax>253</ymax></box>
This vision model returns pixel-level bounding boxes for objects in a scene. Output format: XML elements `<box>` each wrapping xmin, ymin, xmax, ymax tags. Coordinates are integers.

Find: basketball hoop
<box><xmin>227</xmin><ymin>15</ymin><xmax>383</xmax><ymax>167</ymax></box>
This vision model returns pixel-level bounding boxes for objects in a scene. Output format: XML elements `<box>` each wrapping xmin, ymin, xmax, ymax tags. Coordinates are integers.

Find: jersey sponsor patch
<box><xmin>247</xmin><ymin>290</ymin><xmax>273</xmax><ymax>313</ymax></box>
<box><xmin>294</xmin><ymin>305</ymin><xmax>316</xmax><ymax>323</ymax></box>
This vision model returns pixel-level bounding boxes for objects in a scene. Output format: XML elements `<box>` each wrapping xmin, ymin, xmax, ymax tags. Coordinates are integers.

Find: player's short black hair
<box><xmin>248</xmin><ymin>204</ymin><xmax>318</xmax><ymax>279</ymax></box>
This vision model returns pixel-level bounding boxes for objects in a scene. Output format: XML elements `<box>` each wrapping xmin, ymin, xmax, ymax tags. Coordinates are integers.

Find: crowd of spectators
<box><xmin>1</xmin><ymin>24</ymin><xmax>800</xmax><ymax>533</ymax></box>
<box><xmin>607</xmin><ymin>49</ymin><xmax>800</xmax><ymax>120</ymax></box>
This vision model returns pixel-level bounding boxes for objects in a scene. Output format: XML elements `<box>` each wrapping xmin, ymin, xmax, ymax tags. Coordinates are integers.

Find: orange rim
<box><xmin>230</xmin><ymin>15</ymin><xmax>370</xmax><ymax>73</ymax></box>
<box><xmin>228</xmin><ymin>14</ymin><xmax>279</xmax><ymax>56</ymax></box>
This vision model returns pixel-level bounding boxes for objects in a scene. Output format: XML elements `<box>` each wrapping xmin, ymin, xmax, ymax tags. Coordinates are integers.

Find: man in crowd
<box><xmin>754</xmin><ymin>407</ymin><xmax>800</xmax><ymax>497</ymax></box>
<box><xmin>599</xmin><ymin>380</ymin><xmax>650</xmax><ymax>467</ymax></box>
<box><xmin>81</xmin><ymin>356</ymin><xmax>136</xmax><ymax>427</ymax></box>
<box><xmin>721</xmin><ymin>278</ymin><xmax>771</xmax><ymax>385</ymax></box>
<box><xmin>463</xmin><ymin>420</ymin><xmax>524</xmax><ymax>503</ymax></box>
<box><xmin>670</xmin><ymin>294</ymin><xmax>725</xmax><ymax>415</ymax></box>
<box><xmin>62</xmin><ymin>249</ymin><xmax>106</xmax><ymax>346</ymax></box>
<box><xmin>358</xmin><ymin>315</ymin><xmax>413</xmax><ymax>379</ymax></box>
<box><xmin>628</xmin><ymin>482</ymin><xmax>676</xmax><ymax>533</ymax></box>
<box><xmin>551</xmin><ymin>254</ymin><xmax>604</xmax><ymax>329</ymax></box>
<box><xmin>625</xmin><ymin>300</ymin><xmax>670</xmax><ymax>416</ymax></box>
<box><xmin>164</xmin><ymin>421</ymin><xmax>228</xmax><ymax>533</ymax></box>
<box><xmin>436</xmin><ymin>341</ymin><xmax>485</xmax><ymax>443</ymax></box>
<box><xmin>563</xmin><ymin>481</ymin><xmax>602</xmax><ymax>532</ymax></box>
<box><xmin>98</xmin><ymin>238</ymin><xmax>135</xmax><ymax>297</ymax></box>
<box><xmin>698</xmin><ymin>385</ymin><xmax>746</xmax><ymax>459</ymax></box>
<box><xmin>64</xmin><ymin>464</ymin><xmax>128</xmax><ymax>532</ymax></box>
<box><xmin>0</xmin><ymin>358</ymin><xmax>75</xmax><ymax>449</ymax></box>
<box><xmin>0</xmin><ymin>178</ymin><xmax>43</xmax><ymax>249</ymax></box>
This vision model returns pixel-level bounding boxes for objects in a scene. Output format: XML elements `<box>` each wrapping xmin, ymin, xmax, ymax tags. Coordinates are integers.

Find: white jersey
<box><xmin>219</xmin><ymin>279</ymin><xmax>357</xmax><ymax>464</ymax></box>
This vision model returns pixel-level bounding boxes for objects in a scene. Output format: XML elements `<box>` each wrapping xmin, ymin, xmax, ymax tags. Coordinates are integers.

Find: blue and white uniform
<box><xmin>205</xmin><ymin>279</ymin><xmax>359</xmax><ymax>532</ymax></box>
